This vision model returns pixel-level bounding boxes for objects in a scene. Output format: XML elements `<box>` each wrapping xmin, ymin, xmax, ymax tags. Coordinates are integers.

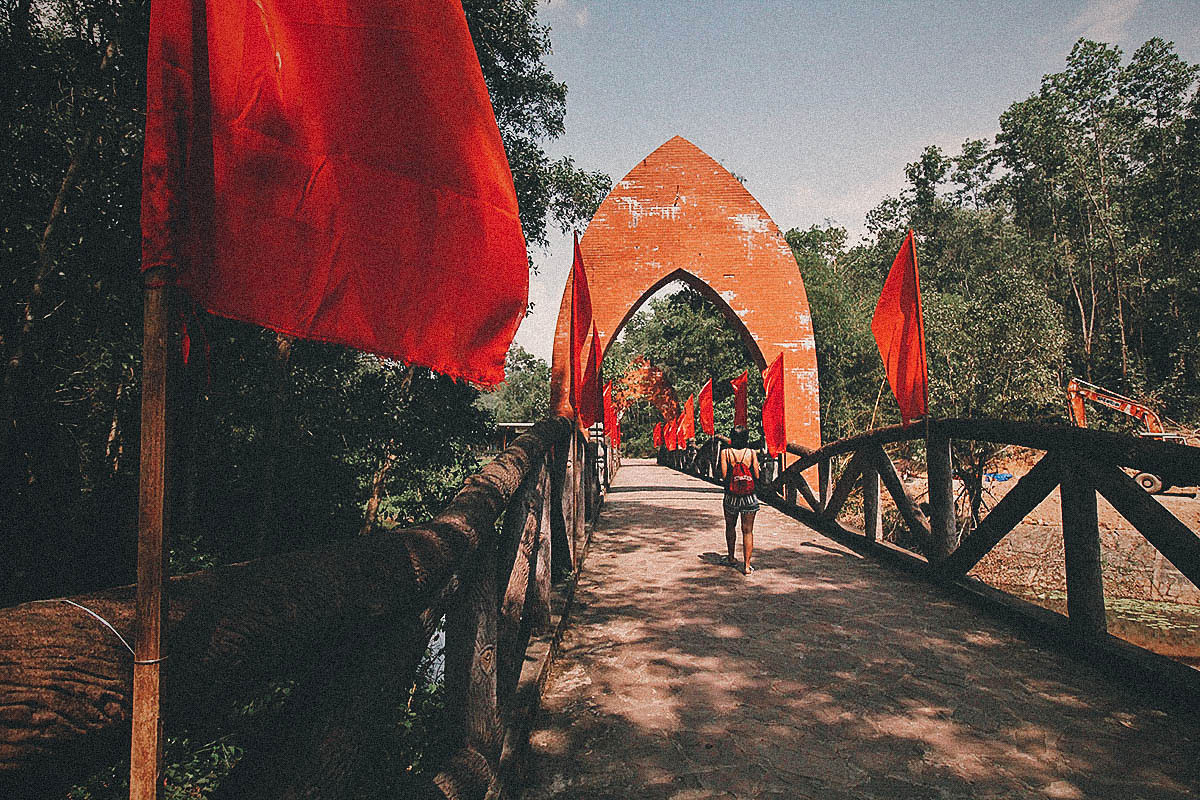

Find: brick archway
<box><xmin>551</xmin><ymin>135</ymin><xmax>820</xmax><ymax>452</ymax></box>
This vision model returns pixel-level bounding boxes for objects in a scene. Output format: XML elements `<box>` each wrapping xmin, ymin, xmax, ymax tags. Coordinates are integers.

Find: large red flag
<box><xmin>871</xmin><ymin>230</ymin><xmax>929</xmax><ymax>425</ymax></box>
<box><xmin>730</xmin><ymin>370</ymin><xmax>748</xmax><ymax>427</ymax></box>
<box><xmin>665</xmin><ymin>418</ymin><xmax>677</xmax><ymax>450</ymax></box>
<box><xmin>762</xmin><ymin>353</ymin><xmax>786</xmax><ymax>457</ymax></box>
<box><xmin>142</xmin><ymin>0</ymin><xmax>527</xmax><ymax>385</ymax></box>
<box><xmin>653</xmin><ymin>422</ymin><xmax>663</xmax><ymax>449</ymax></box>
<box><xmin>568</xmin><ymin>233</ymin><xmax>594</xmax><ymax>412</ymax></box>
<box><xmin>578</xmin><ymin>323</ymin><xmax>602</xmax><ymax>426</ymax></box>
<box><xmin>698</xmin><ymin>379</ymin><xmax>715</xmax><ymax>436</ymax></box>
<box><xmin>680</xmin><ymin>394</ymin><xmax>696</xmax><ymax>442</ymax></box>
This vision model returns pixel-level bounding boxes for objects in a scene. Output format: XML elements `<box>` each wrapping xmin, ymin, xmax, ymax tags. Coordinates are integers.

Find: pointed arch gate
<box><xmin>550</xmin><ymin>136</ymin><xmax>821</xmax><ymax>454</ymax></box>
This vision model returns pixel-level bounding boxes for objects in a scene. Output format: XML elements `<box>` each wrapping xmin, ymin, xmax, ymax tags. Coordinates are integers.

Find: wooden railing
<box><xmin>0</xmin><ymin>415</ymin><xmax>610</xmax><ymax>799</ymax></box>
<box><xmin>666</xmin><ymin>418</ymin><xmax>1200</xmax><ymax>703</ymax></box>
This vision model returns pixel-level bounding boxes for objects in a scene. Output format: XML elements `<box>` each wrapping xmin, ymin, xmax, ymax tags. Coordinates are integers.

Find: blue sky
<box><xmin>514</xmin><ymin>0</ymin><xmax>1200</xmax><ymax>360</ymax></box>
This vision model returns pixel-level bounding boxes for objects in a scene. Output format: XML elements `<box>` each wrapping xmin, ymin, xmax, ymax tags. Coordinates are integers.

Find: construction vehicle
<box><xmin>1066</xmin><ymin>378</ymin><xmax>1191</xmax><ymax>493</ymax></box>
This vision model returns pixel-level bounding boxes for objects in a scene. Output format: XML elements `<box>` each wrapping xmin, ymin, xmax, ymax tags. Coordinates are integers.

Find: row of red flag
<box><xmin>652</xmin><ymin>228</ymin><xmax>930</xmax><ymax>456</ymax></box>
<box><xmin>652</xmin><ymin>353</ymin><xmax>786</xmax><ymax>456</ymax></box>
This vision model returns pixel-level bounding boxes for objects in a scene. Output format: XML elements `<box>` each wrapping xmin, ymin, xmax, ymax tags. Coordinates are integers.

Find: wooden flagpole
<box><xmin>130</xmin><ymin>267</ymin><xmax>171</xmax><ymax>800</ymax></box>
<box><xmin>912</xmin><ymin>231</ymin><xmax>953</xmax><ymax>557</ymax></box>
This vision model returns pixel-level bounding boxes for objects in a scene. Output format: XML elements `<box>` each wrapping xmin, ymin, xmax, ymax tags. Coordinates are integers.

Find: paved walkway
<box><xmin>523</xmin><ymin>460</ymin><xmax>1200</xmax><ymax>799</ymax></box>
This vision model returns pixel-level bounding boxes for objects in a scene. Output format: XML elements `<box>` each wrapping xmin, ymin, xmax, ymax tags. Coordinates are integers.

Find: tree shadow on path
<box><xmin>524</xmin><ymin>464</ymin><xmax>1200</xmax><ymax>799</ymax></box>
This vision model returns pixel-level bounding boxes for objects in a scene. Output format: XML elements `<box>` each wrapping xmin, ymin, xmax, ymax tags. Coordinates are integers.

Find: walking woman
<box><xmin>719</xmin><ymin>425</ymin><xmax>760</xmax><ymax>574</ymax></box>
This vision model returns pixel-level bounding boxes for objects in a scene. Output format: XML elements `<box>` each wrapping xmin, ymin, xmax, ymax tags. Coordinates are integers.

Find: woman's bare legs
<box><xmin>741</xmin><ymin>510</ymin><xmax>756</xmax><ymax>574</ymax></box>
<box><xmin>724</xmin><ymin>508</ymin><xmax>738</xmax><ymax>562</ymax></box>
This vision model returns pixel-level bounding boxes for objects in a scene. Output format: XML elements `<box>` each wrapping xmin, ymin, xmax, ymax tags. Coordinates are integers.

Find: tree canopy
<box><xmin>791</xmin><ymin>36</ymin><xmax>1199</xmax><ymax>446</ymax></box>
<box><xmin>0</xmin><ymin>0</ymin><xmax>608</xmax><ymax>605</ymax></box>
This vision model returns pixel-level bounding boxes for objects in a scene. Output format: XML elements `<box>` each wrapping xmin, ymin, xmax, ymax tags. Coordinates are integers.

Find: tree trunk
<box><xmin>105</xmin><ymin>378</ymin><xmax>125</xmax><ymax>474</ymax></box>
<box><xmin>360</xmin><ymin>443</ymin><xmax>397</xmax><ymax>535</ymax></box>
<box><xmin>4</xmin><ymin>41</ymin><xmax>116</xmax><ymax>389</ymax></box>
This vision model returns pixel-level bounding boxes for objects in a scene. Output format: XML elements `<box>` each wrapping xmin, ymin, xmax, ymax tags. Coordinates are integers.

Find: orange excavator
<box><xmin>1066</xmin><ymin>378</ymin><xmax>1191</xmax><ymax>493</ymax></box>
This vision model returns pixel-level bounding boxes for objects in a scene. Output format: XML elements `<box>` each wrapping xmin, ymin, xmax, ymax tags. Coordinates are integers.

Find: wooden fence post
<box><xmin>926</xmin><ymin>429</ymin><xmax>957</xmax><ymax>559</ymax></box>
<box><xmin>530</xmin><ymin>466</ymin><xmax>553</xmax><ymax>633</ymax></box>
<box><xmin>1060</xmin><ymin>466</ymin><xmax>1107</xmax><ymax>637</ymax></box>
<box><xmin>548</xmin><ymin>438</ymin><xmax>573</xmax><ymax>577</ymax></box>
<box><xmin>571</xmin><ymin>431</ymin><xmax>584</xmax><ymax>566</ymax></box>
<box><xmin>862</xmin><ymin>463</ymin><xmax>880</xmax><ymax>542</ymax></box>
<box><xmin>818</xmin><ymin>458</ymin><xmax>831</xmax><ymax>508</ymax></box>
<box><xmin>497</xmin><ymin>463</ymin><xmax>546</xmax><ymax>707</ymax></box>
<box><xmin>443</xmin><ymin>552</ymin><xmax>500</xmax><ymax>769</ymax></box>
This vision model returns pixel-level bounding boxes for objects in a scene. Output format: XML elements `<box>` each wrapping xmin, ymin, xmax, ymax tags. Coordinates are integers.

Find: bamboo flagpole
<box><xmin>130</xmin><ymin>267</ymin><xmax>171</xmax><ymax>800</ymax></box>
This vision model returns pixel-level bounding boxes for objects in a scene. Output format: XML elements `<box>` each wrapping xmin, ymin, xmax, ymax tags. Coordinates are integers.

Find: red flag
<box><xmin>730</xmin><ymin>370</ymin><xmax>748</xmax><ymax>427</ymax></box>
<box><xmin>871</xmin><ymin>230</ymin><xmax>929</xmax><ymax>425</ymax></box>
<box><xmin>681</xmin><ymin>394</ymin><xmax>696</xmax><ymax>442</ymax></box>
<box><xmin>675</xmin><ymin>413</ymin><xmax>687</xmax><ymax>450</ymax></box>
<box><xmin>698</xmin><ymin>378</ymin><xmax>715</xmax><ymax>436</ymax></box>
<box><xmin>578</xmin><ymin>323</ymin><xmax>602</xmax><ymax>427</ymax></box>
<box><xmin>665</xmin><ymin>418</ymin><xmax>677</xmax><ymax>450</ymax></box>
<box><xmin>142</xmin><ymin>0</ymin><xmax>527</xmax><ymax>385</ymax></box>
<box><xmin>603</xmin><ymin>383</ymin><xmax>621</xmax><ymax>452</ymax></box>
<box><xmin>569</xmin><ymin>233</ymin><xmax>594</xmax><ymax>412</ymax></box>
<box><xmin>653</xmin><ymin>422</ymin><xmax>663</xmax><ymax>449</ymax></box>
<box><xmin>762</xmin><ymin>353</ymin><xmax>786</xmax><ymax>457</ymax></box>
<box><xmin>602</xmin><ymin>380</ymin><xmax>615</xmax><ymax>436</ymax></box>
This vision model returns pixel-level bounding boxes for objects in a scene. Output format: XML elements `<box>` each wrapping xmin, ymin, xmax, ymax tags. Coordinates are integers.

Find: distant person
<box><xmin>719</xmin><ymin>425</ymin><xmax>760</xmax><ymax>574</ymax></box>
<box><xmin>683</xmin><ymin>437</ymin><xmax>698</xmax><ymax>472</ymax></box>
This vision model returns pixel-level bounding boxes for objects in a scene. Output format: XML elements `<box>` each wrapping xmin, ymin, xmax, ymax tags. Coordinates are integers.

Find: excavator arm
<box><xmin>1066</xmin><ymin>378</ymin><xmax>1166</xmax><ymax>434</ymax></box>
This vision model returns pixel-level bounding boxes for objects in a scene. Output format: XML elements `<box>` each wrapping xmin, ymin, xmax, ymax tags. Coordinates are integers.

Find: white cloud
<box><xmin>542</xmin><ymin>0</ymin><xmax>590</xmax><ymax>29</ymax></box>
<box><xmin>1069</xmin><ymin>0</ymin><xmax>1141</xmax><ymax>42</ymax></box>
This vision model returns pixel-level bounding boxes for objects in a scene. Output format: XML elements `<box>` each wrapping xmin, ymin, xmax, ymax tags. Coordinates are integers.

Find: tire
<box><xmin>1135</xmin><ymin>472</ymin><xmax>1164</xmax><ymax>494</ymax></box>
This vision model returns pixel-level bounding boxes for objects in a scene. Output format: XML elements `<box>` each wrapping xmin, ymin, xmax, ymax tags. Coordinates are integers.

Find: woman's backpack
<box><xmin>727</xmin><ymin>451</ymin><xmax>756</xmax><ymax>495</ymax></box>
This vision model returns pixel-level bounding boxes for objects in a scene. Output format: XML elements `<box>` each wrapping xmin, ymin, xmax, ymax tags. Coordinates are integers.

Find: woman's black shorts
<box><xmin>723</xmin><ymin>492</ymin><xmax>760</xmax><ymax>514</ymax></box>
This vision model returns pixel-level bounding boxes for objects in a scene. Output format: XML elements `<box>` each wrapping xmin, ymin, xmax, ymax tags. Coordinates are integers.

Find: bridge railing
<box><xmin>665</xmin><ymin>418</ymin><xmax>1200</xmax><ymax>703</ymax></box>
<box><xmin>0</xmin><ymin>414</ymin><xmax>607</xmax><ymax>799</ymax></box>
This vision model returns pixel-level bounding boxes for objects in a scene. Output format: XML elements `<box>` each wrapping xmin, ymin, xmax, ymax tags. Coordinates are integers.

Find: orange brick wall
<box><xmin>551</xmin><ymin>136</ymin><xmax>821</xmax><ymax>453</ymax></box>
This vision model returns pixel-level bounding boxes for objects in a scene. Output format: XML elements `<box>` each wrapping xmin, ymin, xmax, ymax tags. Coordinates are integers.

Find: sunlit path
<box><xmin>523</xmin><ymin>460</ymin><xmax>1200</xmax><ymax>799</ymax></box>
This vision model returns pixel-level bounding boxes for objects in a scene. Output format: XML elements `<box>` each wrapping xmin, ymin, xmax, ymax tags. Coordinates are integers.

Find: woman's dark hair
<box><xmin>730</xmin><ymin>425</ymin><xmax>749</xmax><ymax>448</ymax></box>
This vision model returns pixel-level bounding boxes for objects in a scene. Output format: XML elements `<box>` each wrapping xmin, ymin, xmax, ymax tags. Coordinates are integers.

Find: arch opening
<box><xmin>604</xmin><ymin>268</ymin><xmax>768</xmax><ymax>372</ymax></box>
<box><xmin>605</xmin><ymin>278</ymin><xmax>768</xmax><ymax>455</ymax></box>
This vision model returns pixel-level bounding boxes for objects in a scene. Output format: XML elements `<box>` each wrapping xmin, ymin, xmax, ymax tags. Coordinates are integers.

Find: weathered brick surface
<box><xmin>550</xmin><ymin>136</ymin><xmax>820</xmax><ymax>452</ymax></box>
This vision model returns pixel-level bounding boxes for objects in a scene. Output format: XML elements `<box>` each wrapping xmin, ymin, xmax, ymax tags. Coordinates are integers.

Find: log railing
<box><xmin>665</xmin><ymin>418</ymin><xmax>1200</xmax><ymax>702</ymax></box>
<box><xmin>0</xmin><ymin>414</ymin><xmax>612</xmax><ymax>799</ymax></box>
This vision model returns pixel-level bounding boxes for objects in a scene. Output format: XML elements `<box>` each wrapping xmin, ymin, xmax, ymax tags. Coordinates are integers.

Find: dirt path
<box><xmin>522</xmin><ymin>460</ymin><xmax>1200</xmax><ymax>799</ymax></box>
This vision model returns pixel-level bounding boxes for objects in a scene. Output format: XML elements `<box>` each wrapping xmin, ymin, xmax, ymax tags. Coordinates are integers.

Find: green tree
<box><xmin>476</xmin><ymin>344</ymin><xmax>551</xmax><ymax>422</ymax></box>
<box><xmin>463</xmin><ymin>0</ymin><xmax>609</xmax><ymax>248</ymax></box>
<box><xmin>786</xmin><ymin>224</ymin><xmax>882</xmax><ymax>440</ymax></box>
<box><xmin>995</xmin><ymin>37</ymin><xmax>1200</xmax><ymax>411</ymax></box>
